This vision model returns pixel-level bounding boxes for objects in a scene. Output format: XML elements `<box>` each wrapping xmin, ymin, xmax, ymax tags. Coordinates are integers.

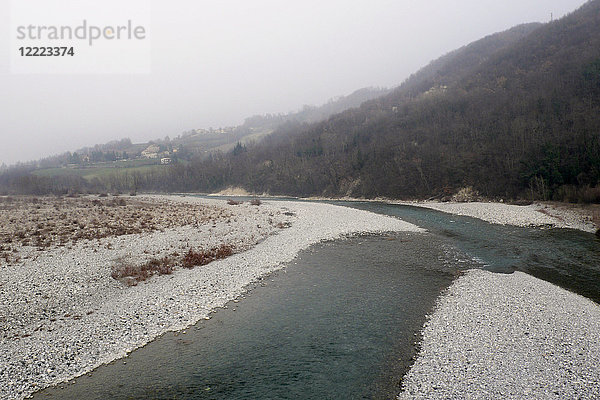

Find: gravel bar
<box><xmin>397</xmin><ymin>201</ymin><xmax>597</xmax><ymax>232</ymax></box>
<box><xmin>0</xmin><ymin>196</ymin><xmax>420</xmax><ymax>400</ymax></box>
<box><xmin>399</xmin><ymin>269</ymin><xmax>600</xmax><ymax>399</ymax></box>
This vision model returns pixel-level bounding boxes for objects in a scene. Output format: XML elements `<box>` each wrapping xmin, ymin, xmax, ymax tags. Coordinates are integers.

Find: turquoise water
<box><xmin>35</xmin><ymin>201</ymin><xmax>600</xmax><ymax>399</ymax></box>
<box><xmin>36</xmin><ymin>233</ymin><xmax>467</xmax><ymax>399</ymax></box>
<box><xmin>336</xmin><ymin>202</ymin><xmax>600</xmax><ymax>303</ymax></box>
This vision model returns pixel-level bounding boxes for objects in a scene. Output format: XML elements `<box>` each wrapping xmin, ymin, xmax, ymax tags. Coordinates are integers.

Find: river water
<box><xmin>35</xmin><ymin>201</ymin><xmax>600</xmax><ymax>399</ymax></box>
<box><xmin>336</xmin><ymin>201</ymin><xmax>600</xmax><ymax>303</ymax></box>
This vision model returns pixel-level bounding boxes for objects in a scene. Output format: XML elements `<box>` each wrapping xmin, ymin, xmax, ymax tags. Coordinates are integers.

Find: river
<box><xmin>35</xmin><ymin>201</ymin><xmax>600</xmax><ymax>399</ymax></box>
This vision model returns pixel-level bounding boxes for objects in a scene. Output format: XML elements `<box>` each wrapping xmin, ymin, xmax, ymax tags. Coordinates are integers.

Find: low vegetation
<box><xmin>111</xmin><ymin>244</ymin><xmax>235</xmax><ymax>286</ymax></box>
<box><xmin>182</xmin><ymin>245</ymin><xmax>234</xmax><ymax>268</ymax></box>
<box><xmin>111</xmin><ymin>256</ymin><xmax>175</xmax><ymax>286</ymax></box>
<box><xmin>0</xmin><ymin>196</ymin><xmax>233</xmax><ymax>264</ymax></box>
<box><xmin>451</xmin><ymin>187</ymin><xmax>481</xmax><ymax>203</ymax></box>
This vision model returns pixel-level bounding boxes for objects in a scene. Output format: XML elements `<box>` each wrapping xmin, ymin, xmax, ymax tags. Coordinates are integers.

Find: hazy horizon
<box><xmin>0</xmin><ymin>0</ymin><xmax>589</xmax><ymax>166</ymax></box>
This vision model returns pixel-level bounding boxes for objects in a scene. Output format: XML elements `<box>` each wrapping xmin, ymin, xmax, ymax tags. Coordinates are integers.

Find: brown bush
<box><xmin>111</xmin><ymin>256</ymin><xmax>175</xmax><ymax>285</ymax></box>
<box><xmin>554</xmin><ymin>185</ymin><xmax>600</xmax><ymax>204</ymax></box>
<box><xmin>451</xmin><ymin>186</ymin><xmax>480</xmax><ymax>202</ymax></box>
<box><xmin>227</xmin><ymin>199</ymin><xmax>241</xmax><ymax>205</ymax></box>
<box><xmin>182</xmin><ymin>245</ymin><xmax>234</xmax><ymax>269</ymax></box>
<box><xmin>111</xmin><ymin>245</ymin><xmax>234</xmax><ymax>285</ymax></box>
<box><xmin>250</xmin><ymin>199</ymin><xmax>262</xmax><ymax>206</ymax></box>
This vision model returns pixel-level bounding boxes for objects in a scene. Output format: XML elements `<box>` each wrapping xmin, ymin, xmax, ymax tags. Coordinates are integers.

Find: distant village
<box><xmin>53</xmin><ymin>126</ymin><xmax>240</xmax><ymax>169</ymax></box>
<box><xmin>140</xmin><ymin>144</ymin><xmax>174</xmax><ymax>165</ymax></box>
<box><xmin>64</xmin><ymin>142</ymin><xmax>177</xmax><ymax>167</ymax></box>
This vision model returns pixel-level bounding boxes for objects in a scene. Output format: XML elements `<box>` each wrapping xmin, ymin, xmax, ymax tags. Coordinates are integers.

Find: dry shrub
<box><xmin>250</xmin><ymin>199</ymin><xmax>262</xmax><ymax>206</ymax></box>
<box><xmin>111</xmin><ymin>256</ymin><xmax>175</xmax><ymax>286</ymax></box>
<box><xmin>579</xmin><ymin>186</ymin><xmax>600</xmax><ymax>203</ymax></box>
<box><xmin>144</xmin><ymin>256</ymin><xmax>175</xmax><ymax>275</ymax></box>
<box><xmin>509</xmin><ymin>199</ymin><xmax>533</xmax><ymax>206</ymax></box>
<box><xmin>555</xmin><ymin>185</ymin><xmax>600</xmax><ymax>203</ymax></box>
<box><xmin>182</xmin><ymin>245</ymin><xmax>234</xmax><ymax>269</ymax></box>
<box><xmin>227</xmin><ymin>199</ymin><xmax>242</xmax><ymax>205</ymax></box>
<box><xmin>555</xmin><ymin>185</ymin><xmax>579</xmax><ymax>203</ymax></box>
<box><xmin>111</xmin><ymin>258</ymin><xmax>142</xmax><ymax>285</ymax></box>
<box><xmin>111</xmin><ymin>245</ymin><xmax>234</xmax><ymax>285</ymax></box>
<box><xmin>451</xmin><ymin>186</ymin><xmax>480</xmax><ymax>202</ymax></box>
<box><xmin>591</xmin><ymin>209</ymin><xmax>600</xmax><ymax>226</ymax></box>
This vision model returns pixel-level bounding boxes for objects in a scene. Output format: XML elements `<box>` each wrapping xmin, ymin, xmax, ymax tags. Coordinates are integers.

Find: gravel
<box><xmin>400</xmin><ymin>201</ymin><xmax>597</xmax><ymax>232</ymax></box>
<box><xmin>0</xmin><ymin>196</ymin><xmax>420</xmax><ymax>400</ymax></box>
<box><xmin>399</xmin><ymin>269</ymin><xmax>600</xmax><ymax>399</ymax></box>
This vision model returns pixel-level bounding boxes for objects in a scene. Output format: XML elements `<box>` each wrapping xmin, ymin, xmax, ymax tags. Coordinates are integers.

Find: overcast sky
<box><xmin>0</xmin><ymin>0</ymin><xmax>589</xmax><ymax>166</ymax></box>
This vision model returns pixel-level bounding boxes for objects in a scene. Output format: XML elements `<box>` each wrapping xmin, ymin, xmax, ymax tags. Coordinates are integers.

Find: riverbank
<box><xmin>397</xmin><ymin>201</ymin><xmax>597</xmax><ymax>233</ymax></box>
<box><xmin>209</xmin><ymin>190</ymin><xmax>598</xmax><ymax>233</ymax></box>
<box><xmin>399</xmin><ymin>269</ymin><xmax>600</xmax><ymax>399</ymax></box>
<box><xmin>0</xmin><ymin>195</ymin><xmax>420</xmax><ymax>400</ymax></box>
<box><xmin>301</xmin><ymin>195</ymin><xmax>598</xmax><ymax>233</ymax></box>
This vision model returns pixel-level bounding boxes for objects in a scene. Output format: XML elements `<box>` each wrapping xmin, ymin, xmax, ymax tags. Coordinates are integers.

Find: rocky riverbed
<box><xmin>399</xmin><ymin>269</ymin><xmax>600</xmax><ymax>399</ymax></box>
<box><xmin>0</xmin><ymin>195</ymin><xmax>420</xmax><ymax>400</ymax></box>
<box><xmin>400</xmin><ymin>201</ymin><xmax>597</xmax><ymax>232</ymax></box>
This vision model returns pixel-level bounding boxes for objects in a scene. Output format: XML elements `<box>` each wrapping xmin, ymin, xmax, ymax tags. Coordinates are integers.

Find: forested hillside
<box><xmin>169</xmin><ymin>1</ymin><xmax>597</xmax><ymax>201</ymax></box>
<box><xmin>2</xmin><ymin>1</ymin><xmax>600</xmax><ymax>201</ymax></box>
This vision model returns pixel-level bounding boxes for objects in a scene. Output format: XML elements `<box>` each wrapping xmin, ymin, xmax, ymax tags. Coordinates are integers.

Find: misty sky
<box><xmin>0</xmin><ymin>0</ymin><xmax>589</xmax><ymax>166</ymax></box>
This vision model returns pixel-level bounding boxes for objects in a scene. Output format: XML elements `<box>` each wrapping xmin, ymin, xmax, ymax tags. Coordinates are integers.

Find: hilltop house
<box><xmin>141</xmin><ymin>144</ymin><xmax>160</xmax><ymax>159</ymax></box>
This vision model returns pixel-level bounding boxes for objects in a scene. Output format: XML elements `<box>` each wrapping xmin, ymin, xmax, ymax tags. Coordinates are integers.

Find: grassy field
<box><xmin>213</xmin><ymin>128</ymin><xmax>274</xmax><ymax>153</ymax></box>
<box><xmin>33</xmin><ymin>159</ymin><xmax>165</xmax><ymax>181</ymax></box>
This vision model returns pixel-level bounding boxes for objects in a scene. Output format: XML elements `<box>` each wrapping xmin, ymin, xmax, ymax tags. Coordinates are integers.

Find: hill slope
<box><xmin>172</xmin><ymin>1</ymin><xmax>599</xmax><ymax>201</ymax></box>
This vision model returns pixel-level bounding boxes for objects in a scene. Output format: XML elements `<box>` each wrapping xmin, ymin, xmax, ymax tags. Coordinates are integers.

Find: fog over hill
<box><xmin>0</xmin><ymin>0</ymin><xmax>586</xmax><ymax>165</ymax></box>
<box><xmin>2</xmin><ymin>1</ymin><xmax>599</xmax><ymax>203</ymax></box>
